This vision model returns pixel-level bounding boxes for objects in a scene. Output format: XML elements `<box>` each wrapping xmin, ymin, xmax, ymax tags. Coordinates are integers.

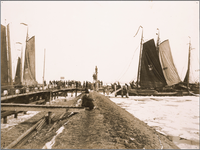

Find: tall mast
<box><xmin>16</xmin><ymin>42</ymin><xmax>22</xmax><ymax>84</ymax></box>
<box><xmin>187</xmin><ymin>37</ymin><xmax>191</xmax><ymax>91</ymax></box>
<box><xmin>156</xmin><ymin>28</ymin><xmax>160</xmax><ymax>53</ymax></box>
<box><xmin>43</xmin><ymin>49</ymin><xmax>46</xmax><ymax>90</ymax></box>
<box><xmin>20</xmin><ymin>22</ymin><xmax>28</xmax><ymax>85</ymax></box>
<box><xmin>6</xmin><ymin>22</ymin><xmax>13</xmax><ymax>86</ymax></box>
<box><xmin>134</xmin><ymin>26</ymin><xmax>143</xmax><ymax>88</ymax></box>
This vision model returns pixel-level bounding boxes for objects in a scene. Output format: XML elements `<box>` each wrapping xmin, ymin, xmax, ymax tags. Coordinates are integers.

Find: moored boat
<box><xmin>127</xmin><ymin>27</ymin><xmax>196</xmax><ymax>96</ymax></box>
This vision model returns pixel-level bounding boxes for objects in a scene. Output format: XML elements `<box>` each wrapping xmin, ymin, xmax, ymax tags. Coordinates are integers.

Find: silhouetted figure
<box><xmin>81</xmin><ymin>89</ymin><xmax>94</xmax><ymax>110</ymax></box>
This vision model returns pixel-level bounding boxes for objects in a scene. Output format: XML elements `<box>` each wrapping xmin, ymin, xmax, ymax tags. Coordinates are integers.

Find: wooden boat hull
<box><xmin>127</xmin><ymin>89</ymin><xmax>193</xmax><ymax>96</ymax></box>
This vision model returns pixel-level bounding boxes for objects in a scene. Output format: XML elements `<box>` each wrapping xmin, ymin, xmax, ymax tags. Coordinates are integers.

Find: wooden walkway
<box><xmin>1</xmin><ymin>103</ymin><xmax>86</xmax><ymax>112</ymax></box>
<box><xmin>1</xmin><ymin>87</ymin><xmax>84</xmax><ymax>103</ymax></box>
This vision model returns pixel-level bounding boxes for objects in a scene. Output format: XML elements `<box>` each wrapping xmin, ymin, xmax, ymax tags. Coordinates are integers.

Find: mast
<box><xmin>16</xmin><ymin>42</ymin><xmax>22</xmax><ymax>84</ymax></box>
<box><xmin>6</xmin><ymin>22</ymin><xmax>13</xmax><ymax>86</ymax></box>
<box><xmin>156</xmin><ymin>28</ymin><xmax>160</xmax><ymax>52</ymax></box>
<box><xmin>134</xmin><ymin>26</ymin><xmax>143</xmax><ymax>89</ymax></box>
<box><xmin>20</xmin><ymin>22</ymin><xmax>28</xmax><ymax>85</ymax></box>
<box><xmin>43</xmin><ymin>49</ymin><xmax>46</xmax><ymax>90</ymax></box>
<box><xmin>187</xmin><ymin>37</ymin><xmax>191</xmax><ymax>91</ymax></box>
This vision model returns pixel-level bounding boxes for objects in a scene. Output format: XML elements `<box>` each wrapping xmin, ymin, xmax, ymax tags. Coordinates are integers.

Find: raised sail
<box><xmin>183</xmin><ymin>41</ymin><xmax>197</xmax><ymax>84</ymax></box>
<box><xmin>1</xmin><ymin>24</ymin><xmax>9</xmax><ymax>86</ymax></box>
<box><xmin>23</xmin><ymin>36</ymin><xmax>37</xmax><ymax>86</ymax></box>
<box><xmin>14</xmin><ymin>57</ymin><xmax>21</xmax><ymax>85</ymax></box>
<box><xmin>184</xmin><ymin>68</ymin><xmax>197</xmax><ymax>84</ymax></box>
<box><xmin>159</xmin><ymin>40</ymin><xmax>181</xmax><ymax>86</ymax></box>
<box><xmin>140</xmin><ymin>39</ymin><xmax>167</xmax><ymax>88</ymax></box>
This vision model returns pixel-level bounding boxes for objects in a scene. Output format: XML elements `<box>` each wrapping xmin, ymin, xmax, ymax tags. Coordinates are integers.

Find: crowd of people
<box><xmin>46</xmin><ymin>80</ymin><xmax>104</xmax><ymax>90</ymax></box>
<box><xmin>2</xmin><ymin>77</ymin><xmax>134</xmax><ymax>97</ymax></box>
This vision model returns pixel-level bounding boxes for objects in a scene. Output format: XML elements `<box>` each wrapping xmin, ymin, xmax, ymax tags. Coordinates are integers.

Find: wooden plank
<box><xmin>1</xmin><ymin>88</ymin><xmax>84</xmax><ymax>101</ymax></box>
<box><xmin>1</xmin><ymin>100</ymin><xmax>45</xmax><ymax>119</ymax></box>
<box><xmin>1</xmin><ymin>111</ymin><xmax>15</xmax><ymax>118</ymax></box>
<box><xmin>48</xmin><ymin>112</ymin><xmax>66</xmax><ymax>132</ymax></box>
<box><xmin>1</xmin><ymin>91</ymin><xmax>48</xmax><ymax>101</ymax></box>
<box><xmin>112</xmin><ymin>88</ymin><xmax>122</xmax><ymax>95</ymax></box>
<box><xmin>29</xmin><ymin>99</ymin><xmax>46</xmax><ymax>104</ymax></box>
<box><xmin>5</xmin><ymin>117</ymin><xmax>45</xmax><ymax>149</ymax></box>
<box><xmin>1</xmin><ymin>103</ymin><xmax>86</xmax><ymax>112</ymax></box>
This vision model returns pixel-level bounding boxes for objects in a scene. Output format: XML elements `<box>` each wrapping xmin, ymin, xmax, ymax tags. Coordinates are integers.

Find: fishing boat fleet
<box><xmin>1</xmin><ymin>23</ymin><xmax>37</xmax><ymax>95</ymax></box>
<box><xmin>1</xmin><ymin>24</ymin><xmax>199</xmax><ymax>97</ymax></box>
<box><xmin>126</xmin><ymin>26</ymin><xmax>199</xmax><ymax>96</ymax></box>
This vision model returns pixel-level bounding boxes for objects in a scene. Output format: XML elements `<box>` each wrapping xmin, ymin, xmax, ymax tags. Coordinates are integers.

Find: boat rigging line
<box><xmin>134</xmin><ymin>26</ymin><xmax>143</xmax><ymax>88</ymax></box>
<box><xmin>117</xmin><ymin>45</ymin><xmax>139</xmax><ymax>82</ymax></box>
<box><xmin>116</xmin><ymin>25</ymin><xmax>143</xmax><ymax>83</ymax></box>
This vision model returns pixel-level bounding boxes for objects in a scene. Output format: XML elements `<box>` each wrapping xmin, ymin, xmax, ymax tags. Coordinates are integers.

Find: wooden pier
<box><xmin>1</xmin><ymin>103</ymin><xmax>86</xmax><ymax>112</ymax></box>
<box><xmin>1</xmin><ymin>87</ymin><xmax>85</xmax><ymax>123</ymax></box>
<box><xmin>1</xmin><ymin>87</ymin><xmax>84</xmax><ymax>103</ymax></box>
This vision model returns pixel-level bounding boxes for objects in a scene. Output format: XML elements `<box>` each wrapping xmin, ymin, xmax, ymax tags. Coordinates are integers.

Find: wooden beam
<box><xmin>1</xmin><ymin>88</ymin><xmax>84</xmax><ymax>101</ymax></box>
<box><xmin>1</xmin><ymin>103</ymin><xmax>86</xmax><ymax>112</ymax></box>
<box><xmin>48</xmin><ymin>112</ymin><xmax>52</xmax><ymax>124</ymax></box>
<box><xmin>1</xmin><ymin>91</ymin><xmax>49</xmax><ymax>101</ymax></box>
<box><xmin>112</xmin><ymin>88</ymin><xmax>122</xmax><ymax>95</ymax></box>
<box><xmin>5</xmin><ymin>117</ymin><xmax>45</xmax><ymax>149</ymax></box>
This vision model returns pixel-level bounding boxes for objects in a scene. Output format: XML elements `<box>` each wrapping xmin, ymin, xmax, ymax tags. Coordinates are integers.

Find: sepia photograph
<box><xmin>1</xmin><ymin>1</ymin><xmax>199</xmax><ymax>149</ymax></box>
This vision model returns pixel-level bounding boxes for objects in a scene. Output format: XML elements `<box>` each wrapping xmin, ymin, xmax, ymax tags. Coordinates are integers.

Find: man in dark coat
<box><xmin>81</xmin><ymin>89</ymin><xmax>94</xmax><ymax>110</ymax></box>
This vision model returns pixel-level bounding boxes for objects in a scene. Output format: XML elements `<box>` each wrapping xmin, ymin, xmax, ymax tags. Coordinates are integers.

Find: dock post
<box><xmin>14</xmin><ymin>112</ymin><xmax>18</xmax><ymax>118</ymax></box>
<box><xmin>71</xmin><ymin>91</ymin><xmax>73</xmax><ymax>97</ymax></box>
<box><xmin>3</xmin><ymin>116</ymin><xmax>7</xmax><ymax>124</ymax></box>
<box><xmin>64</xmin><ymin>91</ymin><xmax>67</xmax><ymax>102</ymax></box>
<box><xmin>48</xmin><ymin>112</ymin><xmax>52</xmax><ymax>124</ymax></box>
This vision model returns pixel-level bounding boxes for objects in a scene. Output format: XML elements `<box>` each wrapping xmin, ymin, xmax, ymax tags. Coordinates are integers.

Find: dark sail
<box><xmin>14</xmin><ymin>57</ymin><xmax>21</xmax><ymax>85</ymax></box>
<box><xmin>1</xmin><ymin>24</ymin><xmax>8</xmax><ymax>86</ymax></box>
<box><xmin>139</xmin><ymin>39</ymin><xmax>167</xmax><ymax>88</ymax></box>
<box><xmin>23</xmin><ymin>36</ymin><xmax>37</xmax><ymax>86</ymax></box>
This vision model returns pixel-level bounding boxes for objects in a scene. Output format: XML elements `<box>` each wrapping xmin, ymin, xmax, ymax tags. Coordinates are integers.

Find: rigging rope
<box><xmin>117</xmin><ymin>45</ymin><xmax>139</xmax><ymax>82</ymax></box>
<box><xmin>134</xmin><ymin>26</ymin><xmax>143</xmax><ymax>37</ymax></box>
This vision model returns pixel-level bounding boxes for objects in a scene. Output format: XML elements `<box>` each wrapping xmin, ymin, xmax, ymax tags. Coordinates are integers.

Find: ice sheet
<box><xmin>109</xmin><ymin>95</ymin><xmax>199</xmax><ymax>149</ymax></box>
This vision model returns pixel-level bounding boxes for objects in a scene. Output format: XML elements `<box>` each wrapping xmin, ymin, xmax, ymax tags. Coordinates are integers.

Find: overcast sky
<box><xmin>1</xmin><ymin>1</ymin><xmax>199</xmax><ymax>84</ymax></box>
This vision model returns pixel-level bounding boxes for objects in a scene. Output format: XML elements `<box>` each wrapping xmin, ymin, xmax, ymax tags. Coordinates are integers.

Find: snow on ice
<box><xmin>109</xmin><ymin>95</ymin><xmax>199</xmax><ymax>149</ymax></box>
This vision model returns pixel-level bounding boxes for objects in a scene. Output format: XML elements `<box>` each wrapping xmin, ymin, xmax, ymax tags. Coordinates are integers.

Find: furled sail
<box><xmin>23</xmin><ymin>36</ymin><xmax>37</xmax><ymax>86</ymax></box>
<box><xmin>139</xmin><ymin>39</ymin><xmax>167</xmax><ymax>88</ymax></box>
<box><xmin>14</xmin><ymin>57</ymin><xmax>21</xmax><ymax>85</ymax></box>
<box><xmin>159</xmin><ymin>40</ymin><xmax>181</xmax><ymax>86</ymax></box>
<box><xmin>1</xmin><ymin>24</ymin><xmax>9</xmax><ymax>86</ymax></box>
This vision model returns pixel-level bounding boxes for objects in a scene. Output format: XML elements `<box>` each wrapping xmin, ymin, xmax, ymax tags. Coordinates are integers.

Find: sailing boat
<box><xmin>23</xmin><ymin>33</ymin><xmax>37</xmax><ymax>86</ymax></box>
<box><xmin>1</xmin><ymin>24</ymin><xmax>13</xmax><ymax>93</ymax></box>
<box><xmin>14</xmin><ymin>57</ymin><xmax>21</xmax><ymax>85</ymax></box>
<box><xmin>1</xmin><ymin>24</ymin><xmax>9</xmax><ymax>87</ymax></box>
<box><xmin>11</xmin><ymin>24</ymin><xmax>37</xmax><ymax>87</ymax></box>
<box><xmin>183</xmin><ymin>38</ymin><xmax>199</xmax><ymax>94</ymax></box>
<box><xmin>128</xmin><ymin>26</ymin><xmax>185</xmax><ymax>96</ymax></box>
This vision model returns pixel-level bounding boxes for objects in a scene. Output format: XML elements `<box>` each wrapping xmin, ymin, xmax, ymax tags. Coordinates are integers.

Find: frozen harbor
<box><xmin>109</xmin><ymin>95</ymin><xmax>199</xmax><ymax>149</ymax></box>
